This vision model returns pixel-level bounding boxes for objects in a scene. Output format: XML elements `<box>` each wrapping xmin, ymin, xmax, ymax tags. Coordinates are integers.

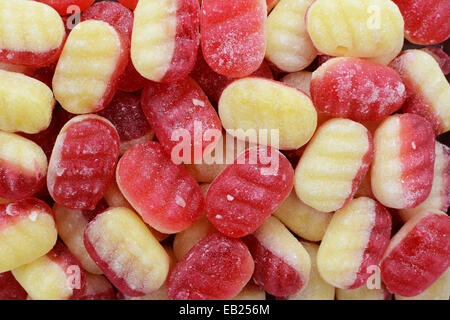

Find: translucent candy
<box><xmin>205</xmin><ymin>146</ymin><xmax>294</xmax><ymax>238</ymax></box>
<box><xmin>294</xmin><ymin>119</ymin><xmax>373</xmax><ymax>212</ymax></box>
<box><xmin>389</xmin><ymin>50</ymin><xmax>450</xmax><ymax>135</ymax></box>
<box><xmin>0</xmin><ymin>271</ymin><xmax>27</xmax><ymax>300</ymax></box>
<box><xmin>0</xmin><ymin>70</ymin><xmax>55</xmax><ymax>134</ymax></box>
<box><xmin>371</xmin><ymin>113</ymin><xmax>436</xmax><ymax>209</ymax></box>
<box><xmin>12</xmin><ymin>241</ymin><xmax>86</xmax><ymax>300</ymax></box>
<box><xmin>395</xmin><ymin>268</ymin><xmax>450</xmax><ymax>300</ymax></box>
<box><xmin>219</xmin><ymin>77</ymin><xmax>317</xmax><ymax>150</ymax></box>
<box><xmin>0</xmin><ymin>132</ymin><xmax>48</xmax><ymax>201</ymax></box>
<box><xmin>310</xmin><ymin>57</ymin><xmax>406</xmax><ymax>121</ymax></box>
<box><xmin>116</xmin><ymin>141</ymin><xmax>204</xmax><ymax>234</ymax></box>
<box><xmin>421</xmin><ymin>47</ymin><xmax>450</xmax><ymax>75</ymax></box>
<box><xmin>35</xmin><ymin>0</ymin><xmax>95</xmax><ymax>15</ymax></box>
<box><xmin>167</xmin><ymin>232</ymin><xmax>254</xmax><ymax>300</ymax></box>
<box><xmin>381</xmin><ymin>210</ymin><xmax>450</xmax><ymax>297</ymax></box>
<box><xmin>84</xmin><ymin>207</ymin><xmax>170</xmax><ymax>297</ymax></box>
<box><xmin>201</xmin><ymin>0</ymin><xmax>267</xmax><ymax>78</ymax></box>
<box><xmin>243</xmin><ymin>216</ymin><xmax>311</xmax><ymax>297</ymax></box>
<box><xmin>131</xmin><ymin>0</ymin><xmax>200</xmax><ymax>82</ymax></box>
<box><xmin>317</xmin><ymin>197</ymin><xmax>392</xmax><ymax>289</ymax></box>
<box><xmin>265</xmin><ymin>0</ymin><xmax>317</xmax><ymax>72</ymax></box>
<box><xmin>53</xmin><ymin>20</ymin><xmax>128</xmax><ymax>114</ymax></box>
<box><xmin>47</xmin><ymin>115</ymin><xmax>120</xmax><ymax>210</ymax></box>
<box><xmin>0</xmin><ymin>0</ymin><xmax>65</xmax><ymax>67</ymax></box>
<box><xmin>79</xmin><ymin>273</ymin><xmax>116</xmax><ymax>300</ymax></box>
<box><xmin>306</xmin><ymin>0</ymin><xmax>404</xmax><ymax>58</ymax></box>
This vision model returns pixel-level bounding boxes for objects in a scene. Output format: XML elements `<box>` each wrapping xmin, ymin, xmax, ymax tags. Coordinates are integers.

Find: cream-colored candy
<box><xmin>266</xmin><ymin>0</ymin><xmax>317</xmax><ymax>72</ymax></box>
<box><xmin>294</xmin><ymin>119</ymin><xmax>372</xmax><ymax>212</ymax></box>
<box><xmin>0</xmin><ymin>70</ymin><xmax>54</xmax><ymax>133</ymax></box>
<box><xmin>287</xmin><ymin>242</ymin><xmax>335</xmax><ymax>300</ymax></box>
<box><xmin>219</xmin><ymin>77</ymin><xmax>317</xmax><ymax>150</ymax></box>
<box><xmin>336</xmin><ymin>283</ymin><xmax>390</xmax><ymax>300</ymax></box>
<box><xmin>306</xmin><ymin>0</ymin><xmax>404</xmax><ymax>58</ymax></box>
<box><xmin>53</xmin><ymin>20</ymin><xmax>123</xmax><ymax>114</ymax></box>
<box><xmin>281</xmin><ymin>71</ymin><xmax>312</xmax><ymax>96</ymax></box>
<box><xmin>233</xmin><ymin>283</ymin><xmax>266</xmax><ymax>300</ymax></box>
<box><xmin>273</xmin><ymin>190</ymin><xmax>332</xmax><ymax>242</ymax></box>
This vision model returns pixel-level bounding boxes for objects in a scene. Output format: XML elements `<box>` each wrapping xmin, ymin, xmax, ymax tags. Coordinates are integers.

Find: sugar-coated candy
<box><xmin>47</xmin><ymin>115</ymin><xmax>120</xmax><ymax>210</ymax></box>
<box><xmin>306</xmin><ymin>0</ymin><xmax>404</xmax><ymax>58</ymax></box>
<box><xmin>54</xmin><ymin>202</ymin><xmax>107</xmax><ymax>274</ymax></box>
<box><xmin>0</xmin><ymin>70</ymin><xmax>54</xmax><ymax>134</ymax></box>
<box><xmin>273</xmin><ymin>191</ymin><xmax>332</xmax><ymax>242</ymax></box>
<box><xmin>317</xmin><ymin>197</ymin><xmax>392</xmax><ymax>289</ymax></box>
<box><xmin>281</xmin><ymin>71</ymin><xmax>312</xmax><ymax>96</ymax></box>
<box><xmin>395</xmin><ymin>268</ymin><xmax>450</xmax><ymax>300</ymax></box>
<box><xmin>118</xmin><ymin>0</ymin><xmax>138</xmax><ymax>10</ymax></box>
<box><xmin>399</xmin><ymin>142</ymin><xmax>450</xmax><ymax>221</ymax></box>
<box><xmin>0</xmin><ymin>62</ymin><xmax>35</xmax><ymax>76</ymax></box>
<box><xmin>0</xmin><ymin>0</ymin><xmax>65</xmax><ymax>68</ymax></box>
<box><xmin>82</xmin><ymin>1</ymin><xmax>133</xmax><ymax>42</ymax></box>
<box><xmin>116</xmin><ymin>141</ymin><xmax>204</xmax><ymax>234</ymax></box>
<box><xmin>421</xmin><ymin>47</ymin><xmax>450</xmax><ymax>75</ymax></box>
<box><xmin>295</xmin><ymin>119</ymin><xmax>373</xmax><ymax>212</ymax></box>
<box><xmin>97</xmin><ymin>91</ymin><xmax>154</xmax><ymax>155</ymax></box>
<box><xmin>310</xmin><ymin>57</ymin><xmax>406</xmax><ymax>121</ymax></box>
<box><xmin>0</xmin><ymin>272</ymin><xmax>27</xmax><ymax>300</ymax></box>
<box><xmin>233</xmin><ymin>282</ymin><xmax>266</xmax><ymax>300</ymax></box>
<box><xmin>84</xmin><ymin>207</ymin><xmax>170</xmax><ymax>297</ymax></box>
<box><xmin>265</xmin><ymin>0</ymin><xmax>317</xmax><ymax>72</ymax></box>
<box><xmin>131</xmin><ymin>0</ymin><xmax>200</xmax><ymax>83</ymax></box>
<box><xmin>389</xmin><ymin>50</ymin><xmax>450</xmax><ymax>135</ymax></box>
<box><xmin>286</xmin><ymin>242</ymin><xmax>335</xmax><ymax>300</ymax></box>
<box><xmin>0</xmin><ymin>199</ymin><xmax>57</xmax><ymax>273</ymax></box>
<box><xmin>141</xmin><ymin>77</ymin><xmax>222</xmax><ymax>163</ymax></box>
<box><xmin>173</xmin><ymin>215</ymin><xmax>215</xmax><ymax>261</ymax></box>
<box><xmin>381</xmin><ymin>210</ymin><xmax>450</xmax><ymax>297</ymax></box>
<box><xmin>0</xmin><ymin>132</ymin><xmax>48</xmax><ymax>201</ymax></box>
<box><xmin>189</xmin><ymin>49</ymin><xmax>273</xmax><ymax>105</ymax></box>
<box><xmin>392</xmin><ymin>0</ymin><xmax>450</xmax><ymax>45</ymax></box>
<box><xmin>79</xmin><ymin>273</ymin><xmax>116</xmax><ymax>300</ymax></box>
<box><xmin>53</xmin><ymin>20</ymin><xmax>128</xmax><ymax>114</ymax></box>
<box><xmin>35</xmin><ymin>0</ymin><xmax>95</xmax><ymax>15</ymax></box>
<box><xmin>371</xmin><ymin>113</ymin><xmax>435</xmax><ymax>209</ymax></box>
<box><xmin>206</xmin><ymin>146</ymin><xmax>294</xmax><ymax>238</ymax></box>
<box><xmin>219</xmin><ymin>77</ymin><xmax>317</xmax><ymax>150</ymax></box>
<box><xmin>243</xmin><ymin>216</ymin><xmax>311</xmax><ymax>297</ymax></box>
<box><xmin>201</xmin><ymin>0</ymin><xmax>267</xmax><ymax>78</ymax></box>
<box><xmin>167</xmin><ymin>232</ymin><xmax>254</xmax><ymax>300</ymax></box>
<box><xmin>117</xmin><ymin>59</ymin><xmax>149</xmax><ymax>92</ymax></box>
<box><xmin>12</xmin><ymin>241</ymin><xmax>86</xmax><ymax>300</ymax></box>
<box><xmin>354</xmin><ymin>171</ymin><xmax>375</xmax><ymax>199</ymax></box>
<box><xmin>336</xmin><ymin>283</ymin><xmax>391</xmax><ymax>300</ymax></box>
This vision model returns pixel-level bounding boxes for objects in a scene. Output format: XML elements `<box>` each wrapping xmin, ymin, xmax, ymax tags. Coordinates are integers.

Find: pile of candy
<box><xmin>0</xmin><ymin>0</ymin><xmax>449</xmax><ymax>300</ymax></box>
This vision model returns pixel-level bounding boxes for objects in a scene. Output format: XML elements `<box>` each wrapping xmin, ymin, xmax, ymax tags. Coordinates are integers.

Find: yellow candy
<box><xmin>219</xmin><ymin>77</ymin><xmax>317</xmax><ymax>150</ymax></box>
<box><xmin>306</xmin><ymin>0</ymin><xmax>404</xmax><ymax>58</ymax></box>
<box><xmin>233</xmin><ymin>283</ymin><xmax>266</xmax><ymax>300</ymax></box>
<box><xmin>131</xmin><ymin>0</ymin><xmax>177</xmax><ymax>81</ymax></box>
<box><xmin>265</xmin><ymin>0</ymin><xmax>317</xmax><ymax>72</ymax></box>
<box><xmin>287</xmin><ymin>242</ymin><xmax>335</xmax><ymax>300</ymax></box>
<box><xmin>294</xmin><ymin>119</ymin><xmax>372</xmax><ymax>212</ymax></box>
<box><xmin>336</xmin><ymin>283</ymin><xmax>390</xmax><ymax>300</ymax></box>
<box><xmin>0</xmin><ymin>70</ymin><xmax>54</xmax><ymax>133</ymax></box>
<box><xmin>53</xmin><ymin>20</ymin><xmax>124</xmax><ymax>114</ymax></box>
<box><xmin>273</xmin><ymin>190</ymin><xmax>332</xmax><ymax>242</ymax></box>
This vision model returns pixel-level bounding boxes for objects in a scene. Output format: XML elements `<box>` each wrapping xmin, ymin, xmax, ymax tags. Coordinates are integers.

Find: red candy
<box><xmin>381</xmin><ymin>211</ymin><xmax>450</xmax><ymax>296</ymax></box>
<box><xmin>201</xmin><ymin>0</ymin><xmax>267</xmax><ymax>78</ymax></box>
<box><xmin>0</xmin><ymin>272</ymin><xmax>27</xmax><ymax>300</ymax></box>
<box><xmin>392</xmin><ymin>0</ymin><xmax>450</xmax><ymax>45</ymax></box>
<box><xmin>421</xmin><ymin>46</ymin><xmax>450</xmax><ymax>75</ymax></box>
<box><xmin>116</xmin><ymin>141</ymin><xmax>204</xmax><ymax>234</ymax></box>
<box><xmin>310</xmin><ymin>57</ymin><xmax>406</xmax><ymax>121</ymax></box>
<box><xmin>205</xmin><ymin>146</ymin><xmax>294</xmax><ymax>238</ymax></box>
<box><xmin>97</xmin><ymin>91</ymin><xmax>154</xmax><ymax>155</ymax></box>
<box><xmin>79</xmin><ymin>274</ymin><xmax>116</xmax><ymax>300</ymax></box>
<box><xmin>167</xmin><ymin>232</ymin><xmax>254</xmax><ymax>300</ymax></box>
<box><xmin>117</xmin><ymin>59</ymin><xmax>149</xmax><ymax>92</ymax></box>
<box><xmin>190</xmin><ymin>49</ymin><xmax>273</xmax><ymax>105</ymax></box>
<box><xmin>118</xmin><ymin>0</ymin><xmax>139</xmax><ymax>10</ymax></box>
<box><xmin>35</xmin><ymin>0</ymin><xmax>95</xmax><ymax>15</ymax></box>
<box><xmin>141</xmin><ymin>77</ymin><xmax>222</xmax><ymax>163</ymax></box>
<box><xmin>47</xmin><ymin>115</ymin><xmax>120</xmax><ymax>210</ymax></box>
